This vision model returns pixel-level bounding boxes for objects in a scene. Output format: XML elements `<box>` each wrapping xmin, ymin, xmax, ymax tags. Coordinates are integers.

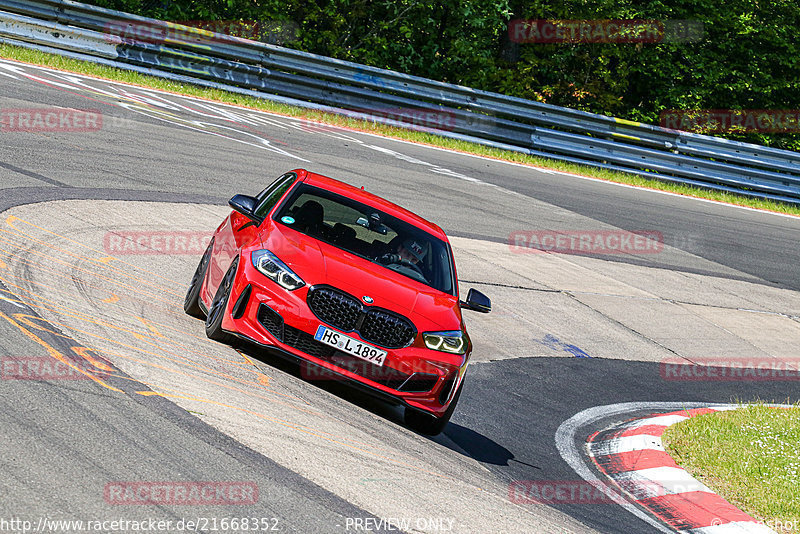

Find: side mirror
<box><xmin>460</xmin><ymin>288</ymin><xmax>491</xmax><ymax>313</ymax></box>
<box><xmin>228</xmin><ymin>195</ymin><xmax>260</xmax><ymax>222</ymax></box>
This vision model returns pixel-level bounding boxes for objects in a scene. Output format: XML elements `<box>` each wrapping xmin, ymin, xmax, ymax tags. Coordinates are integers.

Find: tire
<box><xmin>404</xmin><ymin>380</ymin><xmax>463</xmax><ymax>436</ymax></box>
<box><xmin>184</xmin><ymin>238</ymin><xmax>214</xmax><ymax>318</ymax></box>
<box><xmin>204</xmin><ymin>257</ymin><xmax>238</xmax><ymax>344</ymax></box>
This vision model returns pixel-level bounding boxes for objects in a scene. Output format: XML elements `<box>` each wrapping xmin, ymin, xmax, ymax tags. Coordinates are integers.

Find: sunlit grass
<box><xmin>663</xmin><ymin>403</ymin><xmax>800</xmax><ymax>533</ymax></box>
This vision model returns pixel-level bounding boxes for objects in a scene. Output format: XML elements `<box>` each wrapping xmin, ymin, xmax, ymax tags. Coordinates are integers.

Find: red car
<box><xmin>184</xmin><ymin>169</ymin><xmax>490</xmax><ymax>435</ymax></box>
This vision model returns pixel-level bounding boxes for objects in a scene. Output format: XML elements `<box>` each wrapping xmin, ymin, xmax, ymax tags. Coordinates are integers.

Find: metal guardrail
<box><xmin>2</xmin><ymin>0</ymin><xmax>800</xmax><ymax>204</ymax></box>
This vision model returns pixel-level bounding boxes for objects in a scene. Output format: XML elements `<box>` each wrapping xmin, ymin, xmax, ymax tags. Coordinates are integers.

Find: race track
<box><xmin>1</xmin><ymin>58</ymin><xmax>799</xmax><ymax>534</ymax></box>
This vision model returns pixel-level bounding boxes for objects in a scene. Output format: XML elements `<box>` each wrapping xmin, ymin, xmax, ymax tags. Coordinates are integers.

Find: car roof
<box><xmin>294</xmin><ymin>169</ymin><xmax>449</xmax><ymax>241</ymax></box>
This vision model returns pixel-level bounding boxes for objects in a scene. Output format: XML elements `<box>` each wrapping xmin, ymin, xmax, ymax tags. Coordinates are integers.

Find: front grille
<box><xmin>257</xmin><ymin>304</ymin><xmax>284</xmax><ymax>340</ymax></box>
<box><xmin>307</xmin><ymin>286</ymin><xmax>416</xmax><ymax>349</ymax></box>
<box><xmin>232</xmin><ymin>284</ymin><xmax>252</xmax><ymax>319</ymax></box>
<box><xmin>256</xmin><ymin>303</ymin><xmax>433</xmax><ymax>393</ymax></box>
<box><xmin>438</xmin><ymin>375</ymin><xmax>457</xmax><ymax>404</ymax></box>
<box><xmin>361</xmin><ymin>310</ymin><xmax>416</xmax><ymax>349</ymax></box>
<box><xmin>277</xmin><ymin>324</ymin><xmax>430</xmax><ymax>392</ymax></box>
<box><xmin>283</xmin><ymin>324</ymin><xmax>336</xmax><ymax>359</ymax></box>
<box><xmin>399</xmin><ymin>373</ymin><xmax>438</xmax><ymax>393</ymax></box>
<box><xmin>328</xmin><ymin>355</ymin><xmax>411</xmax><ymax>390</ymax></box>
<box><xmin>307</xmin><ymin>287</ymin><xmax>361</xmax><ymax>331</ymax></box>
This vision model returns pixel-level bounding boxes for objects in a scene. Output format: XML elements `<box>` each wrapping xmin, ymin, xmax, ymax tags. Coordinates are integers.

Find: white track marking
<box><xmin>687</xmin><ymin>522</ymin><xmax>780</xmax><ymax>534</ymax></box>
<box><xmin>555</xmin><ymin>401</ymin><xmax>729</xmax><ymax>534</ymax></box>
<box><xmin>625</xmin><ymin>414</ymin><xmax>689</xmax><ymax>428</ymax></box>
<box><xmin>612</xmin><ymin>466</ymin><xmax>713</xmax><ymax>497</ymax></box>
<box><xmin>588</xmin><ymin>434</ymin><xmax>665</xmax><ymax>455</ymax></box>
<box><xmin>560</xmin><ymin>402</ymin><xmax>791</xmax><ymax>534</ymax></box>
<box><xmin>0</xmin><ymin>296</ymin><xmax>25</xmax><ymax>308</ymax></box>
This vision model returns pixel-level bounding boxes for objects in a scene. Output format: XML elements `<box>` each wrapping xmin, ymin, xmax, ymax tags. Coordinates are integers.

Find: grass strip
<box><xmin>663</xmin><ymin>402</ymin><xmax>800</xmax><ymax>533</ymax></box>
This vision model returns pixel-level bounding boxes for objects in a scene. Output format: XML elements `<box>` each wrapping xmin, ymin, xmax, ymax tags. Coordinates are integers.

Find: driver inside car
<box><xmin>398</xmin><ymin>238</ymin><xmax>426</xmax><ymax>266</ymax></box>
<box><xmin>378</xmin><ymin>237</ymin><xmax>428</xmax><ymax>282</ymax></box>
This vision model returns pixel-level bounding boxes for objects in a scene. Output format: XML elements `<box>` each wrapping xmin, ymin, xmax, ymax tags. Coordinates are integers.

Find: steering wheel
<box><xmin>399</xmin><ymin>259</ymin><xmax>425</xmax><ymax>275</ymax></box>
<box><xmin>378</xmin><ymin>253</ymin><xmax>427</xmax><ymax>281</ymax></box>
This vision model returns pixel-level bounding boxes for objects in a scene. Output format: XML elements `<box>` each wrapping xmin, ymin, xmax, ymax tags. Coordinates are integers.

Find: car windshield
<box><xmin>274</xmin><ymin>183</ymin><xmax>455</xmax><ymax>294</ymax></box>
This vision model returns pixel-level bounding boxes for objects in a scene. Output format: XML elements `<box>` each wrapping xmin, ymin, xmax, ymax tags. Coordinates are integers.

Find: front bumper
<box><xmin>220</xmin><ymin>258</ymin><xmax>466</xmax><ymax>416</ymax></box>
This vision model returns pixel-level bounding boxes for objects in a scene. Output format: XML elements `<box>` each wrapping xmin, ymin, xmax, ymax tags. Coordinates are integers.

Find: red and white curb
<box><xmin>587</xmin><ymin>406</ymin><xmax>776</xmax><ymax>533</ymax></box>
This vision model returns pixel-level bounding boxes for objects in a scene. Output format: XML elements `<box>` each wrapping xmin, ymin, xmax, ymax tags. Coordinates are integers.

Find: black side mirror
<box><xmin>228</xmin><ymin>195</ymin><xmax>260</xmax><ymax>222</ymax></box>
<box><xmin>460</xmin><ymin>288</ymin><xmax>491</xmax><ymax>313</ymax></box>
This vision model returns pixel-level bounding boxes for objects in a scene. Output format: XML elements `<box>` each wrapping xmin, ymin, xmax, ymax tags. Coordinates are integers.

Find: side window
<box><xmin>254</xmin><ymin>174</ymin><xmax>295</xmax><ymax>219</ymax></box>
<box><xmin>254</xmin><ymin>175</ymin><xmax>284</xmax><ymax>204</ymax></box>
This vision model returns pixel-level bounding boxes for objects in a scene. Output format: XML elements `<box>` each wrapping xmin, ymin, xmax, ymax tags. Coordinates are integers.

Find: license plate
<box><xmin>314</xmin><ymin>325</ymin><xmax>387</xmax><ymax>366</ymax></box>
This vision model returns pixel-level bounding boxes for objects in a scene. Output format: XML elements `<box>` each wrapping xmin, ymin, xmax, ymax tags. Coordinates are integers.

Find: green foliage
<box><xmin>663</xmin><ymin>403</ymin><xmax>800</xmax><ymax>522</ymax></box>
<box><xmin>83</xmin><ymin>0</ymin><xmax>800</xmax><ymax>150</ymax></box>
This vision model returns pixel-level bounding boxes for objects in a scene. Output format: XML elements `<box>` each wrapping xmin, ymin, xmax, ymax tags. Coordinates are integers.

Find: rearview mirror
<box><xmin>228</xmin><ymin>194</ymin><xmax>260</xmax><ymax>222</ymax></box>
<box><xmin>356</xmin><ymin>215</ymin><xmax>388</xmax><ymax>234</ymax></box>
<box><xmin>460</xmin><ymin>288</ymin><xmax>491</xmax><ymax>313</ymax></box>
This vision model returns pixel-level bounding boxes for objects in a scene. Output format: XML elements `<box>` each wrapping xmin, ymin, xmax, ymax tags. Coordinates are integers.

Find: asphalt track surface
<box><xmin>1</xmin><ymin>58</ymin><xmax>800</xmax><ymax>533</ymax></box>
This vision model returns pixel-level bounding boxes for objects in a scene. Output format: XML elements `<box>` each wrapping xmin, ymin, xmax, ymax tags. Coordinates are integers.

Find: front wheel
<box><xmin>404</xmin><ymin>380</ymin><xmax>463</xmax><ymax>436</ymax></box>
<box><xmin>184</xmin><ymin>238</ymin><xmax>214</xmax><ymax>318</ymax></box>
<box><xmin>205</xmin><ymin>257</ymin><xmax>238</xmax><ymax>344</ymax></box>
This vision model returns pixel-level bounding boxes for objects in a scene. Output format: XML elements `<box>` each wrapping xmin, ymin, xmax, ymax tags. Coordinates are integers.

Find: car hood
<box><xmin>261</xmin><ymin>226</ymin><xmax>461</xmax><ymax>331</ymax></box>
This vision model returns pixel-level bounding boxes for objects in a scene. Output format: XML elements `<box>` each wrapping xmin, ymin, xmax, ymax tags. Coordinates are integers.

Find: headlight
<box><xmin>423</xmin><ymin>330</ymin><xmax>467</xmax><ymax>354</ymax></box>
<box><xmin>251</xmin><ymin>250</ymin><xmax>305</xmax><ymax>291</ymax></box>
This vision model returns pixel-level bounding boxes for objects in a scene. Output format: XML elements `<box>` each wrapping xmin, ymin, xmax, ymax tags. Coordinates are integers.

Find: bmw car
<box><xmin>184</xmin><ymin>169</ymin><xmax>491</xmax><ymax>435</ymax></box>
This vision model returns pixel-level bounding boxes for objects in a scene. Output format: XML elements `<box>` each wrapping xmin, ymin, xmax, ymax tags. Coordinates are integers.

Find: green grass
<box><xmin>662</xmin><ymin>403</ymin><xmax>800</xmax><ymax>533</ymax></box>
<box><xmin>3</xmin><ymin>42</ymin><xmax>800</xmax><ymax>217</ymax></box>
